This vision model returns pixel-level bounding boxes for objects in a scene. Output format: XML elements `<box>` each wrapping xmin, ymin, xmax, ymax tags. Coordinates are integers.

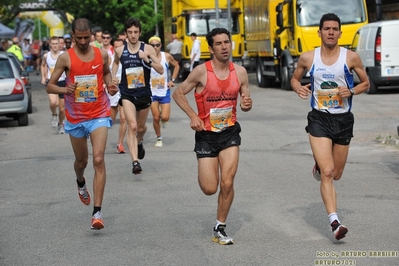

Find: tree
<box><xmin>0</xmin><ymin>0</ymin><xmax>24</xmax><ymax>25</ymax></box>
<box><xmin>51</xmin><ymin>0</ymin><xmax>163</xmax><ymax>37</ymax></box>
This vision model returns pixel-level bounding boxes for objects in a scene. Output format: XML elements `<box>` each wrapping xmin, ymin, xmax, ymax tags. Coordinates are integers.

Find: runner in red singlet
<box><xmin>46</xmin><ymin>18</ymin><xmax>118</xmax><ymax>230</ymax></box>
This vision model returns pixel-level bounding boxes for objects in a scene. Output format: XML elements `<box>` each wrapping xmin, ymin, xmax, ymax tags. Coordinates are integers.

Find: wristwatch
<box><xmin>349</xmin><ymin>88</ymin><xmax>355</xmax><ymax>95</ymax></box>
<box><xmin>171</xmin><ymin>78</ymin><xmax>176</xmax><ymax>82</ymax></box>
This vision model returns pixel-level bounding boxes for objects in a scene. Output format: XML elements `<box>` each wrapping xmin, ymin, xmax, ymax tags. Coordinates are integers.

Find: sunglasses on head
<box><xmin>102</xmin><ymin>36</ymin><xmax>111</xmax><ymax>39</ymax></box>
<box><xmin>150</xmin><ymin>43</ymin><xmax>161</xmax><ymax>47</ymax></box>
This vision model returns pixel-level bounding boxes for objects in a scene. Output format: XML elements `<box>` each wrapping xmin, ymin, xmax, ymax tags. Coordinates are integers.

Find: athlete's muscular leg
<box><xmin>122</xmin><ymin>99</ymin><xmax>139</xmax><ymax>161</ymax></box>
<box><xmin>136</xmin><ymin>107</ymin><xmax>150</xmax><ymax>143</ymax></box>
<box><xmin>310</xmin><ymin>135</ymin><xmax>337</xmax><ymax>215</ymax></box>
<box><xmin>150</xmin><ymin>101</ymin><xmax>161</xmax><ymax>137</ymax></box>
<box><xmin>89</xmin><ymin>126</ymin><xmax>108</xmax><ymax>207</ymax></box>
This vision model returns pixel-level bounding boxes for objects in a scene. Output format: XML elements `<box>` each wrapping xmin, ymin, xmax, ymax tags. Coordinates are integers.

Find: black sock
<box><xmin>76</xmin><ymin>178</ymin><xmax>85</xmax><ymax>188</ymax></box>
<box><xmin>93</xmin><ymin>206</ymin><xmax>101</xmax><ymax>216</ymax></box>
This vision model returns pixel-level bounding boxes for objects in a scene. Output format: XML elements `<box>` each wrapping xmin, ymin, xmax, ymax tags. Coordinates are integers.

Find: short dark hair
<box><xmin>319</xmin><ymin>13</ymin><xmax>341</xmax><ymax>30</ymax></box>
<box><xmin>206</xmin><ymin>28</ymin><xmax>231</xmax><ymax>47</ymax></box>
<box><xmin>72</xmin><ymin>18</ymin><xmax>92</xmax><ymax>33</ymax></box>
<box><xmin>190</xmin><ymin>32</ymin><xmax>197</xmax><ymax>37</ymax></box>
<box><xmin>102</xmin><ymin>30</ymin><xmax>111</xmax><ymax>36</ymax></box>
<box><xmin>124</xmin><ymin>18</ymin><xmax>141</xmax><ymax>33</ymax></box>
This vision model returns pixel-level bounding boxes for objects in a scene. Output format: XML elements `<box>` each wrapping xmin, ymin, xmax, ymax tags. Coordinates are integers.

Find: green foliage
<box><xmin>0</xmin><ymin>1</ymin><xmax>22</xmax><ymax>25</ymax></box>
<box><xmin>51</xmin><ymin>0</ymin><xmax>163</xmax><ymax>37</ymax></box>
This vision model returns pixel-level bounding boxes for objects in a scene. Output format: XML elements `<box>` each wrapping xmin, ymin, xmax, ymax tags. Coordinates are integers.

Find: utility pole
<box><xmin>215</xmin><ymin>0</ymin><xmax>220</xmax><ymax>27</ymax></box>
<box><xmin>154</xmin><ymin>0</ymin><xmax>159</xmax><ymax>36</ymax></box>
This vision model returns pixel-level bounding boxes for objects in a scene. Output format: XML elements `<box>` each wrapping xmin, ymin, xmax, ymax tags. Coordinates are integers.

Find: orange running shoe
<box><xmin>91</xmin><ymin>211</ymin><xmax>104</xmax><ymax>230</ymax></box>
<box><xmin>117</xmin><ymin>143</ymin><xmax>126</xmax><ymax>154</ymax></box>
<box><xmin>77</xmin><ymin>180</ymin><xmax>91</xmax><ymax>205</ymax></box>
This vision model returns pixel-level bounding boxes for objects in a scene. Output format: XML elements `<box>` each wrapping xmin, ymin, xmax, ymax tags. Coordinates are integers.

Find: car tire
<box><xmin>27</xmin><ymin>92</ymin><xmax>33</xmax><ymax>114</ymax></box>
<box><xmin>367</xmin><ymin>74</ymin><xmax>378</xmax><ymax>94</ymax></box>
<box><xmin>17</xmin><ymin>112</ymin><xmax>28</xmax><ymax>126</ymax></box>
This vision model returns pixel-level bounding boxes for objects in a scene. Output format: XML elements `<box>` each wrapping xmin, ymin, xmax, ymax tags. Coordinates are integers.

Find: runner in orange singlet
<box><xmin>173</xmin><ymin>28</ymin><xmax>252</xmax><ymax>245</ymax></box>
<box><xmin>46</xmin><ymin>18</ymin><xmax>118</xmax><ymax>230</ymax></box>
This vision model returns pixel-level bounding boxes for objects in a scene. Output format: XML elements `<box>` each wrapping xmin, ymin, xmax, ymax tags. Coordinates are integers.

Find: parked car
<box><xmin>0</xmin><ymin>53</ymin><xmax>29</xmax><ymax>126</ymax></box>
<box><xmin>0</xmin><ymin>52</ymin><xmax>32</xmax><ymax>113</ymax></box>
<box><xmin>351</xmin><ymin>20</ymin><xmax>399</xmax><ymax>94</ymax></box>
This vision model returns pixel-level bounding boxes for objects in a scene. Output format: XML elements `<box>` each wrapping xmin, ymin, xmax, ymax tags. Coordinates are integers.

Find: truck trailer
<box><xmin>244</xmin><ymin>0</ymin><xmax>372</xmax><ymax>90</ymax></box>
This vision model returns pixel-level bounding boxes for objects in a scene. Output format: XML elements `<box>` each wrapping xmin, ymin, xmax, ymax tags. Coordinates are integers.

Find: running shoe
<box><xmin>58</xmin><ymin>124</ymin><xmax>65</xmax><ymax>134</ymax></box>
<box><xmin>161</xmin><ymin>119</ymin><xmax>167</xmax><ymax>129</ymax></box>
<box><xmin>155</xmin><ymin>139</ymin><xmax>163</xmax><ymax>147</ymax></box>
<box><xmin>117</xmin><ymin>143</ymin><xmax>126</xmax><ymax>154</ymax></box>
<box><xmin>331</xmin><ymin>220</ymin><xmax>348</xmax><ymax>240</ymax></box>
<box><xmin>312</xmin><ymin>163</ymin><xmax>321</xmax><ymax>181</ymax></box>
<box><xmin>91</xmin><ymin>211</ymin><xmax>104</xmax><ymax>230</ymax></box>
<box><xmin>212</xmin><ymin>224</ymin><xmax>234</xmax><ymax>245</ymax></box>
<box><xmin>77</xmin><ymin>181</ymin><xmax>91</xmax><ymax>205</ymax></box>
<box><xmin>132</xmin><ymin>161</ymin><xmax>142</xmax><ymax>175</ymax></box>
<box><xmin>138</xmin><ymin>142</ymin><xmax>145</xmax><ymax>159</ymax></box>
<box><xmin>51</xmin><ymin>115</ymin><xmax>58</xmax><ymax>127</ymax></box>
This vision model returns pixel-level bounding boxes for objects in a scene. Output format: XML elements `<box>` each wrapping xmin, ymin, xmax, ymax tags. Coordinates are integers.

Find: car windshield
<box><xmin>0</xmin><ymin>59</ymin><xmax>14</xmax><ymax>79</ymax></box>
<box><xmin>296</xmin><ymin>0</ymin><xmax>366</xmax><ymax>26</ymax></box>
<box><xmin>186</xmin><ymin>11</ymin><xmax>240</xmax><ymax>36</ymax></box>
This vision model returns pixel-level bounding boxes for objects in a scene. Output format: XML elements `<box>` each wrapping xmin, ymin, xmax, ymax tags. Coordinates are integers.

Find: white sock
<box><xmin>328</xmin><ymin>213</ymin><xmax>340</xmax><ymax>224</ymax></box>
<box><xmin>157</xmin><ymin>136</ymin><xmax>162</xmax><ymax>140</ymax></box>
<box><xmin>215</xmin><ymin>219</ymin><xmax>226</xmax><ymax>229</ymax></box>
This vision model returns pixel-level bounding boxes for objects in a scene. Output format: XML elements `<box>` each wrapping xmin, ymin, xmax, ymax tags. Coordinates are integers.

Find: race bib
<box><xmin>210</xmin><ymin>106</ymin><xmax>234</xmax><ymax>132</ymax></box>
<box><xmin>126</xmin><ymin>67</ymin><xmax>144</xmax><ymax>89</ymax></box>
<box><xmin>74</xmin><ymin>74</ymin><xmax>98</xmax><ymax>103</ymax></box>
<box><xmin>151</xmin><ymin>75</ymin><xmax>166</xmax><ymax>89</ymax></box>
<box><xmin>317</xmin><ymin>88</ymin><xmax>344</xmax><ymax>109</ymax></box>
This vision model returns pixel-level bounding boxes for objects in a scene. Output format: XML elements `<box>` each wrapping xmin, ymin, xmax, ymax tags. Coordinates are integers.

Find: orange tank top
<box><xmin>64</xmin><ymin>47</ymin><xmax>110</xmax><ymax>123</ymax></box>
<box><xmin>195</xmin><ymin>61</ymin><xmax>240</xmax><ymax>132</ymax></box>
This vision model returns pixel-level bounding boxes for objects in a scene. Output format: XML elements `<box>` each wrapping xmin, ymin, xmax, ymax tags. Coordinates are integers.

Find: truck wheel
<box><xmin>256</xmin><ymin>58</ymin><xmax>272</xmax><ymax>88</ymax></box>
<box><xmin>256</xmin><ymin>59</ymin><xmax>266</xmax><ymax>87</ymax></box>
<box><xmin>280</xmin><ymin>63</ymin><xmax>291</xmax><ymax>91</ymax></box>
<box><xmin>367</xmin><ymin>74</ymin><xmax>377</xmax><ymax>94</ymax></box>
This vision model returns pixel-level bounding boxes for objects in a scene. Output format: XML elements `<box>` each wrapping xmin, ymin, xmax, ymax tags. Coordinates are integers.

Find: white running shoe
<box><xmin>212</xmin><ymin>224</ymin><xmax>234</xmax><ymax>245</ymax></box>
<box><xmin>155</xmin><ymin>139</ymin><xmax>163</xmax><ymax>147</ymax></box>
<box><xmin>51</xmin><ymin>116</ymin><xmax>58</xmax><ymax>127</ymax></box>
<box><xmin>58</xmin><ymin>124</ymin><xmax>65</xmax><ymax>134</ymax></box>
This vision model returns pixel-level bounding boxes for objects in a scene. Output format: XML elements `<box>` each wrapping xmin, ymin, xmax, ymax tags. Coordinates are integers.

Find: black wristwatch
<box><xmin>349</xmin><ymin>88</ymin><xmax>355</xmax><ymax>95</ymax></box>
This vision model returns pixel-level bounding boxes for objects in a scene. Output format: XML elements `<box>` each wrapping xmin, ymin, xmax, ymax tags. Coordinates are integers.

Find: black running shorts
<box><xmin>194</xmin><ymin>122</ymin><xmax>241</xmax><ymax>158</ymax></box>
<box><xmin>305</xmin><ymin>109</ymin><xmax>354</xmax><ymax>145</ymax></box>
<box><xmin>120</xmin><ymin>94</ymin><xmax>152</xmax><ymax>111</ymax></box>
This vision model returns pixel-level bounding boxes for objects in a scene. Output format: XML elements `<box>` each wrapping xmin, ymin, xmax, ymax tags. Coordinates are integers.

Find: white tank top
<box><xmin>309</xmin><ymin>47</ymin><xmax>354</xmax><ymax>113</ymax></box>
<box><xmin>150</xmin><ymin>52</ymin><xmax>169</xmax><ymax>97</ymax></box>
<box><xmin>45</xmin><ymin>51</ymin><xmax>66</xmax><ymax>81</ymax></box>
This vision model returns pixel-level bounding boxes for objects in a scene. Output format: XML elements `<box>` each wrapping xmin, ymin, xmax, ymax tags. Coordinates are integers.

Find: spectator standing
<box><xmin>166</xmin><ymin>34</ymin><xmax>183</xmax><ymax>81</ymax></box>
<box><xmin>190</xmin><ymin>32</ymin><xmax>201</xmax><ymax>71</ymax></box>
<box><xmin>7</xmin><ymin>37</ymin><xmax>23</xmax><ymax>64</ymax></box>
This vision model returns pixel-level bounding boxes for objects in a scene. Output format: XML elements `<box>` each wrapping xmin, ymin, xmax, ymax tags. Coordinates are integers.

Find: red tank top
<box><xmin>31</xmin><ymin>44</ymin><xmax>40</xmax><ymax>55</ymax></box>
<box><xmin>64</xmin><ymin>47</ymin><xmax>110</xmax><ymax>123</ymax></box>
<box><xmin>195</xmin><ymin>61</ymin><xmax>240</xmax><ymax>132</ymax></box>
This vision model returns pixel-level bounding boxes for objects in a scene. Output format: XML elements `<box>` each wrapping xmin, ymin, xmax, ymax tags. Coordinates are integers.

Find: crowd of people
<box><xmin>2</xmin><ymin>12</ymin><xmax>366</xmax><ymax>246</ymax></box>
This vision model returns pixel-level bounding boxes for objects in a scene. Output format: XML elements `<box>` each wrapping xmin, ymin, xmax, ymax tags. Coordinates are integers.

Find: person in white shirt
<box><xmin>166</xmin><ymin>34</ymin><xmax>183</xmax><ymax>81</ymax></box>
<box><xmin>148</xmin><ymin>36</ymin><xmax>180</xmax><ymax>147</ymax></box>
<box><xmin>41</xmin><ymin>36</ymin><xmax>67</xmax><ymax>134</ymax></box>
<box><xmin>190</xmin><ymin>32</ymin><xmax>201</xmax><ymax>71</ymax></box>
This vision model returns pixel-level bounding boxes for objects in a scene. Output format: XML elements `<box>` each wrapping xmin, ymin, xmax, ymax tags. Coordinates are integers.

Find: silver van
<box><xmin>352</xmin><ymin>20</ymin><xmax>399</xmax><ymax>94</ymax></box>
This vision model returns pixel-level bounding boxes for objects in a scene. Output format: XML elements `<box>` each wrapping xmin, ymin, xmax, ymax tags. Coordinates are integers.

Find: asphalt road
<box><xmin>1</xmin><ymin>71</ymin><xmax>398</xmax><ymax>266</ymax></box>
